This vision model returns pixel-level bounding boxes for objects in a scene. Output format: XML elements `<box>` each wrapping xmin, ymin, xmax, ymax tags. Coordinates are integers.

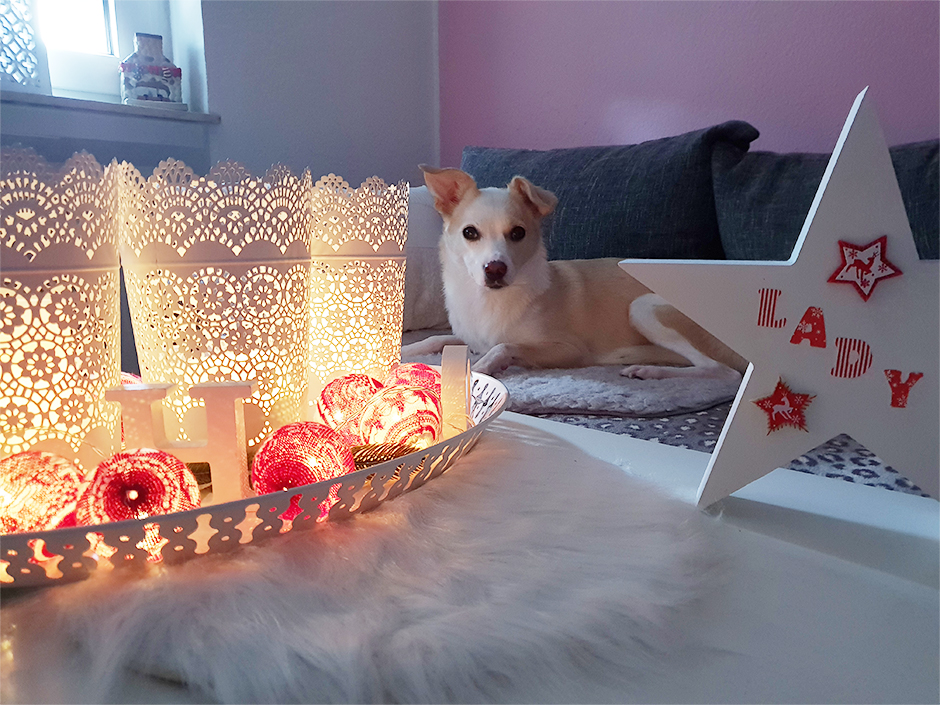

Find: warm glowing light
<box><xmin>0</xmin><ymin>451</ymin><xmax>85</xmax><ymax>533</ymax></box>
<box><xmin>335</xmin><ymin>414</ymin><xmax>367</xmax><ymax>447</ymax></box>
<box><xmin>251</xmin><ymin>422</ymin><xmax>355</xmax><ymax>497</ymax></box>
<box><xmin>118</xmin><ymin>371</ymin><xmax>144</xmax><ymax>443</ymax></box>
<box><xmin>1</xmin><ymin>150</ymin><xmax>122</xmax><ymax>472</ymax></box>
<box><xmin>76</xmin><ymin>449</ymin><xmax>200</xmax><ymax>525</ymax></box>
<box><xmin>358</xmin><ymin>386</ymin><xmax>442</xmax><ymax>449</ymax></box>
<box><xmin>383</xmin><ymin>363</ymin><xmax>442</xmax><ymax>395</ymax></box>
<box><xmin>317</xmin><ymin>374</ymin><xmax>384</xmax><ymax>431</ymax></box>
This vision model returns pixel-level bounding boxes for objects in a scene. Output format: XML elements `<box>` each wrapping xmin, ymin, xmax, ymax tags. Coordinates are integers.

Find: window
<box><xmin>36</xmin><ymin>0</ymin><xmax>115</xmax><ymax>55</ymax></box>
<box><xmin>33</xmin><ymin>0</ymin><xmax>172</xmax><ymax>103</ymax></box>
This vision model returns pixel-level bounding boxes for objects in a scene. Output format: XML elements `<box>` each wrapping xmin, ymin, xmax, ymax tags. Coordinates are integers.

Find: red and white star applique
<box><xmin>753</xmin><ymin>379</ymin><xmax>815</xmax><ymax>434</ymax></box>
<box><xmin>827</xmin><ymin>235</ymin><xmax>901</xmax><ymax>301</ymax></box>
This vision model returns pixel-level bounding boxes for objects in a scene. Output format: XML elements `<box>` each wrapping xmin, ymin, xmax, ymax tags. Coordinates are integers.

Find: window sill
<box><xmin>0</xmin><ymin>91</ymin><xmax>220</xmax><ymax>124</ymax></box>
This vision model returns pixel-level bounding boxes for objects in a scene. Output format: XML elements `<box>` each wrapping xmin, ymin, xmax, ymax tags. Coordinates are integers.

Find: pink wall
<box><xmin>439</xmin><ymin>1</ymin><xmax>939</xmax><ymax>167</ymax></box>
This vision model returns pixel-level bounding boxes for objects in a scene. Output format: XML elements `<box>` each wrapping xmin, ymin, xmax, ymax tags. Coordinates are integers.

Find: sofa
<box><xmin>403</xmin><ymin>120</ymin><xmax>938</xmax><ymax>332</ymax></box>
<box><xmin>401</xmin><ymin>121</ymin><xmax>939</xmax><ymax>495</ymax></box>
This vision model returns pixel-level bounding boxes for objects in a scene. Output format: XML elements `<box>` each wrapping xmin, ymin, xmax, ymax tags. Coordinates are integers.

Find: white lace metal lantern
<box><xmin>115</xmin><ymin>160</ymin><xmax>315</xmax><ymax>453</ymax></box>
<box><xmin>0</xmin><ymin>149</ymin><xmax>121</xmax><ymax>472</ymax></box>
<box><xmin>114</xmin><ymin>161</ymin><xmax>409</xmax><ymax>451</ymax></box>
<box><xmin>307</xmin><ymin>174</ymin><xmax>408</xmax><ymax>406</ymax></box>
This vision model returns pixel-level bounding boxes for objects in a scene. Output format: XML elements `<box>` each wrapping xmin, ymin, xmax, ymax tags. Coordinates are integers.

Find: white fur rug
<box><xmin>2</xmin><ymin>420</ymin><xmax>722</xmax><ymax>704</ymax></box>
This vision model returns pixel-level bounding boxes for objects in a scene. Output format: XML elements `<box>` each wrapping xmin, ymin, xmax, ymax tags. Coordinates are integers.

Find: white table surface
<box><xmin>16</xmin><ymin>412</ymin><xmax>939</xmax><ymax>704</ymax></box>
<box><xmin>505</xmin><ymin>412</ymin><xmax>940</xmax><ymax>704</ymax></box>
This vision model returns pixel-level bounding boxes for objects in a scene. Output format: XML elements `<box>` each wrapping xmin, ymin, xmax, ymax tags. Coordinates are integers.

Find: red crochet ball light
<box><xmin>383</xmin><ymin>363</ymin><xmax>442</xmax><ymax>395</ymax></box>
<box><xmin>0</xmin><ymin>451</ymin><xmax>86</xmax><ymax>533</ymax></box>
<box><xmin>251</xmin><ymin>421</ymin><xmax>356</xmax><ymax>496</ymax></box>
<box><xmin>120</xmin><ymin>371</ymin><xmax>143</xmax><ymax>385</ymax></box>
<box><xmin>317</xmin><ymin>374</ymin><xmax>384</xmax><ymax>431</ymax></box>
<box><xmin>358</xmin><ymin>385</ymin><xmax>442</xmax><ymax>449</ymax></box>
<box><xmin>76</xmin><ymin>448</ymin><xmax>200</xmax><ymax>525</ymax></box>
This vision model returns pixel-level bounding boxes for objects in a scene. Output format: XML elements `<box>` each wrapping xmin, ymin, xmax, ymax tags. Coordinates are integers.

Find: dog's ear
<box><xmin>420</xmin><ymin>165</ymin><xmax>479</xmax><ymax>218</ymax></box>
<box><xmin>509</xmin><ymin>176</ymin><xmax>557</xmax><ymax>218</ymax></box>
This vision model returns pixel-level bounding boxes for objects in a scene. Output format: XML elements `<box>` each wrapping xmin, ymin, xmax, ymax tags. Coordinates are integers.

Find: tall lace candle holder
<box><xmin>114</xmin><ymin>160</ymin><xmax>314</xmax><ymax>454</ymax></box>
<box><xmin>307</xmin><ymin>174</ymin><xmax>408</xmax><ymax>407</ymax></box>
<box><xmin>0</xmin><ymin>149</ymin><xmax>122</xmax><ymax>473</ymax></box>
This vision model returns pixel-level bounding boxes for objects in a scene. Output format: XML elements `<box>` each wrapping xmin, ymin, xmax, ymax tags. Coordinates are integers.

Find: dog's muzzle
<box><xmin>484</xmin><ymin>260</ymin><xmax>508</xmax><ymax>288</ymax></box>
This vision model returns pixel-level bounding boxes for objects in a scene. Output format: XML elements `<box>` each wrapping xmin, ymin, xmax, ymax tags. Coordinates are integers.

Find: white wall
<box><xmin>169</xmin><ymin>0</ymin><xmax>208</xmax><ymax>113</ymax></box>
<box><xmin>201</xmin><ymin>0</ymin><xmax>439</xmax><ymax>186</ymax></box>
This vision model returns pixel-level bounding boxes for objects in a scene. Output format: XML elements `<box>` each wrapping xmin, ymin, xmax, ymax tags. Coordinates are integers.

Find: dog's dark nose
<box><xmin>484</xmin><ymin>260</ymin><xmax>508</xmax><ymax>284</ymax></box>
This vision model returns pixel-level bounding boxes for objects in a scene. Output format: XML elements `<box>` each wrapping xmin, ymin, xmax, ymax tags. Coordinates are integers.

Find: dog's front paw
<box><xmin>473</xmin><ymin>345</ymin><xmax>514</xmax><ymax>375</ymax></box>
<box><xmin>401</xmin><ymin>334</ymin><xmax>464</xmax><ymax>360</ymax></box>
<box><xmin>401</xmin><ymin>340</ymin><xmax>434</xmax><ymax>358</ymax></box>
<box><xmin>620</xmin><ymin>364</ymin><xmax>673</xmax><ymax>380</ymax></box>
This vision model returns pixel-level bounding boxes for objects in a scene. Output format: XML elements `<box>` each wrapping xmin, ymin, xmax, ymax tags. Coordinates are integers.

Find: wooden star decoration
<box><xmin>619</xmin><ymin>88</ymin><xmax>939</xmax><ymax>507</ymax></box>
<box><xmin>828</xmin><ymin>235</ymin><xmax>902</xmax><ymax>301</ymax></box>
<box><xmin>753</xmin><ymin>379</ymin><xmax>815</xmax><ymax>434</ymax></box>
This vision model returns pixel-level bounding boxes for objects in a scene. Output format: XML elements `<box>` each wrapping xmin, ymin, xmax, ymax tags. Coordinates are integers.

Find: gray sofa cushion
<box><xmin>713</xmin><ymin>136</ymin><xmax>939</xmax><ymax>261</ymax></box>
<box><xmin>891</xmin><ymin>140</ymin><xmax>939</xmax><ymax>260</ymax></box>
<box><xmin>460</xmin><ymin>121</ymin><xmax>759</xmax><ymax>262</ymax></box>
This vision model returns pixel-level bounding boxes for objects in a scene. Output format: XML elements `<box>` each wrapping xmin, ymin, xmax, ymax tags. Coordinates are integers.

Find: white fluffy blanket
<box><xmin>2</xmin><ymin>420</ymin><xmax>722</xmax><ymax>704</ymax></box>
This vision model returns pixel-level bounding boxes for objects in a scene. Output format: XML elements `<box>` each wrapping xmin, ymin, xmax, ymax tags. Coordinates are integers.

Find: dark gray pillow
<box><xmin>892</xmin><ymin>140</ymin><xmax>939</xmax><ymax>260</ymax></box>
<box><xmin>460</xmin><ymin>121</ymin><xmax>759</xmax><ymax>262</ymax></box>
<box><xmin>713</xmin><ymin>136</ymin><xmax>939</xmax><ymax>261</ymax></box>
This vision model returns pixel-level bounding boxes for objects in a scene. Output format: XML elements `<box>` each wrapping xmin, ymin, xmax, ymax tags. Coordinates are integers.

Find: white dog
<box><xmin>402</xmin><ymin>166</ymin><xmax>747</xmax><ymax>380</ymax></box>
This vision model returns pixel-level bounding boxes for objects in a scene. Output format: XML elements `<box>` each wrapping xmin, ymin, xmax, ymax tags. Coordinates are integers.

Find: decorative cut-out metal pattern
<box><xmin>122</xmin><ymin>263</ymin><xmax>311</xmax><ymax>448</ymax></box>
<box><xmin>0</xmin><ymin>273</ymin><xmax>121</xmax><ymax>460</ymax></box>
<box><xmin>1</xmin><ymin>150</ymin><xmax>118</xmax><ymax>261</ymax></box>
<box><xmin>115</xmin><ymin>160</ymin><xmax>316</xmax><ymax>257</ymax></box>
<box><xmin>0</xmin><ymin>0</ymin><xmax>50</xmax><ymax>93</ymax></box>
<box><xmin>309</xmin><ymin>258</ymin><xmax>407</xmax><ymax>396</ymax></box>
<box><xmin>310</xmin><ymin>175</ymin><xmax>408</xmax><ymax>252</ymax></box>
<box><xmin>1</xmin><ymin>149</ymin><xmax>121</xmax><ymax>472</ymax></box>
<box><xmin>0</xmin><ymin>374</ymin><xmax>507</xmax><ymax>588</ymax></box>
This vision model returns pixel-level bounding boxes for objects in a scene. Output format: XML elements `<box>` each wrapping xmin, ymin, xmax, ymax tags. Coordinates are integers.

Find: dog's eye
<box><xmin>509</xmin><ymin>226</ymin><xmax>526</xmax><ymax>242</ymax></box>
<box><xmin>462</xmin><ymin>226</ymin><xmax>480</xmax><ymax>241</ymax></box>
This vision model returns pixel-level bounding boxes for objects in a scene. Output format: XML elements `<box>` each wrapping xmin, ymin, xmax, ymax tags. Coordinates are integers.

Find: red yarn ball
<box><xmin>335</xmin><ymin>413</ymin><xmax>367</xmax><ymax>447</ymax></box>
<box><xmin>358</xmin><ymin>385</ymin><xmax>442</xmax><ymax>449</ymax></box>
<box><xmin>383</xmin><ymin>363</ymin><xmax>442</xmax><ymax>395</ymax></box>
<box><xmin>251</xmin><ymin>422</ymin><xmax>355</xmax><ymax>496</ymax></box>
<box><xmin>316</xmin><ymin>374</ymin><xmax>384</xmax><ymax>431</ymax></box>
<box><xmin>120</xmin><ymin>371</ymin><xmax>143</xmax><ymax>385</ymax></box>
<box><xmin>76</xmin><ymin>449</ymin><xmax>200</xmax><ymax>525</ymax></box>
<box><xmin>0</xmin><ymin>451</ymin><xmax>85</xmax><ymax>534</ymax></box>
